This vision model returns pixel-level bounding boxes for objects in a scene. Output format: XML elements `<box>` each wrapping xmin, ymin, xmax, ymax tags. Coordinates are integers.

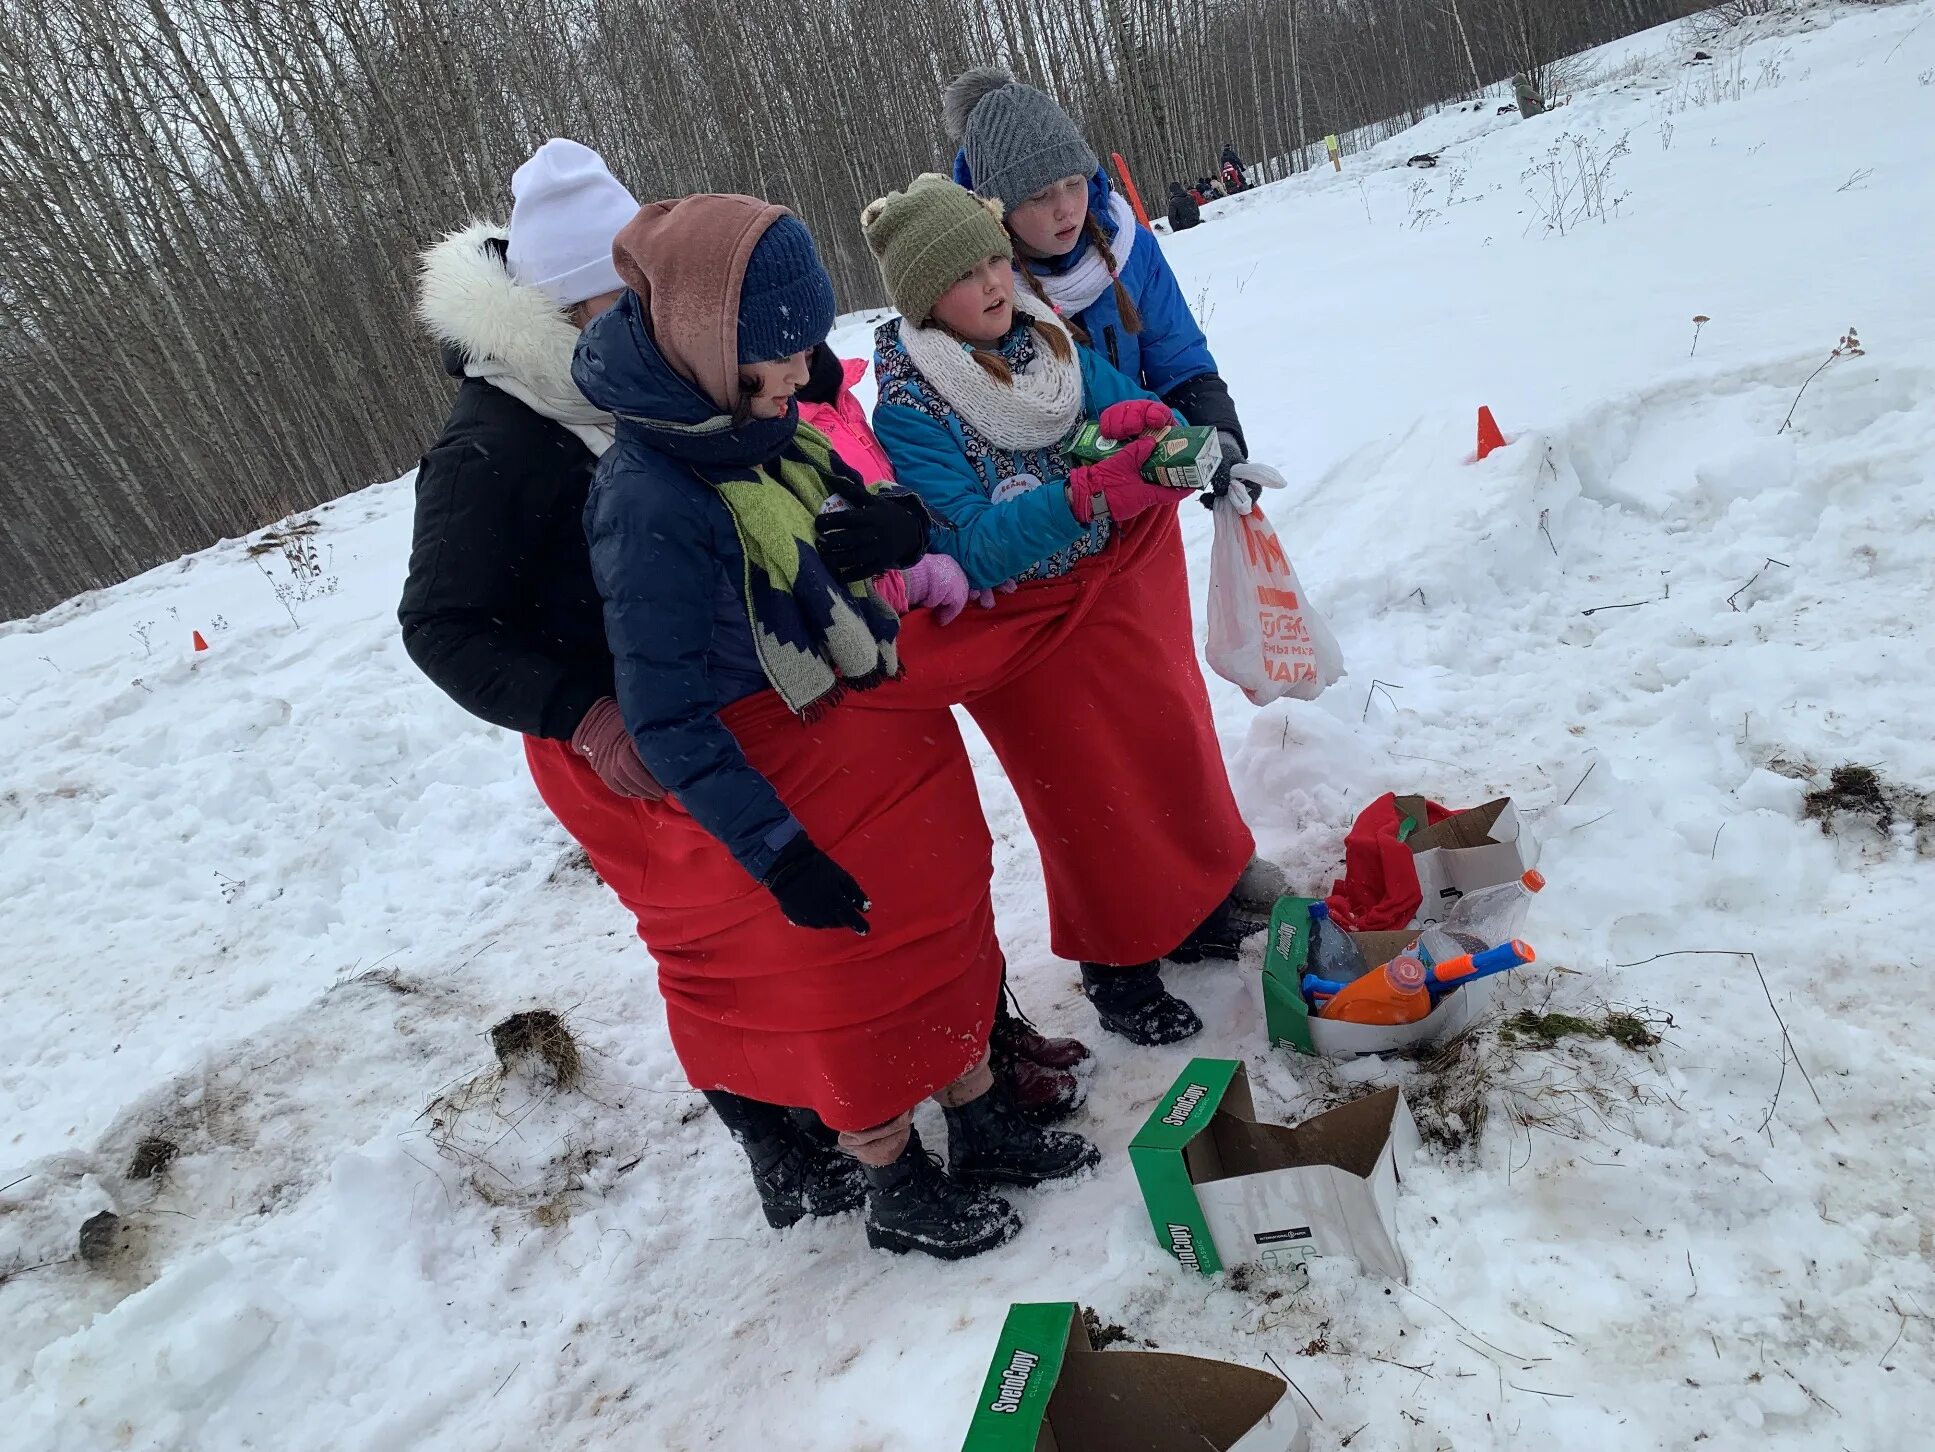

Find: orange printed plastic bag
<box><xmin>1205</xmin><ymin>493</ymin><xmax>1343</xmax><ymax>705</ymax></box>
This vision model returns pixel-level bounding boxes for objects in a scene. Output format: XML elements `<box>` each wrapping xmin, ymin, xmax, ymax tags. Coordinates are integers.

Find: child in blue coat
<box><xmin>860</xmin><ymin>175</ymin><xmax>1257</xmax><ymax>1047</ymax></box>
<box><xmin>945</xmin><ymin>68</ymin><xmax>1291</xmax><ymax>916</ymax></box>
<box><xmin>942</xmin><ymin>67</ymin><xmax>1286</xmax><ymax>506</ymax></box>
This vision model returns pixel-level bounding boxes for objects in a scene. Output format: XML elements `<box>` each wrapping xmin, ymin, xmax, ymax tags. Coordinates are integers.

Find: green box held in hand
<box><xmin>959</xmin><ymin>1301</ymin><xmax>1306</xmax><ymax>1451</ymax></box>
<box><xmin>1066</xmin><ymin>421</ymin><xmax>1224</xmax><ymax>491</ymax></box>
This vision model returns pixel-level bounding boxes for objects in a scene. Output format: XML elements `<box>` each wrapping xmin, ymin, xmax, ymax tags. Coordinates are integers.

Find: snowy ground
<box><xmin>5</xmin><ymin>5</ymin><xmax>1935</xmax><ymax>1448</ymax></box>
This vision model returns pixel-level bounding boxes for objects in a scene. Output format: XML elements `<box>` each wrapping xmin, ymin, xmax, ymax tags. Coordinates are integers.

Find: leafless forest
<box><xmin>0</xmin><ymin>0</ymin><xmax>1699</xmax><ymax>618</ymax></box>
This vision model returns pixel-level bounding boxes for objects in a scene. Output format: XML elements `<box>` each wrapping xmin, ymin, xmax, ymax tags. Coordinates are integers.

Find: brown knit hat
<box><xmin>611</xmin><ymin>194</ymin><xmax>790</xmax><ymax>413</ymax></box>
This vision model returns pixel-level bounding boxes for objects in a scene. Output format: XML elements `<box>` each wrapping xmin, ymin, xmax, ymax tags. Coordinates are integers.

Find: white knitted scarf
<box><xmin>897</xmin><ymin>291</ymin><xmax>1083</xmax><ymax>450</ymax></box>
<box><xmin>465</xmin><ymin>357</ymin><xmax>615</xmax><ymax>458</ymax></box>
<box><xmin>1026</xmin><ymin>193</ymin><xmax>1138</xmax><ymax>319</ymax></box>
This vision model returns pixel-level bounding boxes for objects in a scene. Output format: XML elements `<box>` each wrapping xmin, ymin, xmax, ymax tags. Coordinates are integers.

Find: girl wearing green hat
<box><xmin>859</xmin><ymin>175</ymin><xmax>1254</xmax><ymax>1047</ymax></box>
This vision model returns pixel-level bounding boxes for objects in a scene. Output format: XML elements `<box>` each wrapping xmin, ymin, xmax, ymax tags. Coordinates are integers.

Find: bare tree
<box><xmin>0</xmin><ymin>0</ymin><xmax>1701</xmax><ymax>620</ymax></box>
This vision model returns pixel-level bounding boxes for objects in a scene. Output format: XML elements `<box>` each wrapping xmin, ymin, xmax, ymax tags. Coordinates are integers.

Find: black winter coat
<box><xmin>398</xmin><ymin>356</ymin><xmax>614</xmax><ymax>741</ymax></box>
<box><xmin>1166</xmin><ymin>187</ymin><xmax>1201</xmax><ymax>232</ymax></box>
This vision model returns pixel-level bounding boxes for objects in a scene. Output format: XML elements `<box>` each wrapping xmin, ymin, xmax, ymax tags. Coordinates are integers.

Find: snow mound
<box><xmin>6</xmin><ymin>3</ymin><xmax>1935</xmax><ymax>1447</ymax></box>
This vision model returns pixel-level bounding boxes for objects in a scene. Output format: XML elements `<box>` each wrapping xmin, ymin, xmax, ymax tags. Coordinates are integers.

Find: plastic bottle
<box><xmin>1318</xmin><ymin>948</ymin><xmax>1431</xmax><ymax>1025</ymax></box>
<box><xmin>1432</xmin><ymin>869</ymin><xmax>1546</xmax><ymax>953</ymax></box>
<box><xmin>1306</xmin><ymin>902</ymin><xmax>1367</xmax><ymax>985</ymax></box>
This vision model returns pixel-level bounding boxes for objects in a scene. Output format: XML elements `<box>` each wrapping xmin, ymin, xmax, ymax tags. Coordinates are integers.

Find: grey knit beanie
<box><xmin>943</xmin><ymin>66</ymin><xmax>1100</xmax><ymax>214</ymax></box>
<box><xmin>860</xmin><ymin>174</ymin><xmax>1012</xmax><ymax>327</ymax></box>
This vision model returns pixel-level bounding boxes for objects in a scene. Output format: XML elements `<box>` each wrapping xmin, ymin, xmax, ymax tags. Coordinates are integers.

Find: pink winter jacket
<box><xmin>799</xmin><ymin>357</ymin><xmax>896</xmax><ymax>485</ymax></box>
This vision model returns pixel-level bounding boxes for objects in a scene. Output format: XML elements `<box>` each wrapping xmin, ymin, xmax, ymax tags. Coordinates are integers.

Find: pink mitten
<box><xmin>1068</xmin><ymin>437</ymin><xmax>1181</xmax><ymax>525</ymax></box>
<box><xmin>1097</xmin><ymin>399</ymin><xmax>1180</xmax><ymax>440</ymax></box>
<box><xmin>901</xmin><ymin>553</ymin><xmax>973</xmax><ymax>625</ymax></box>
<box><xmin>874</xmin><ymin>568</ymin><xmax>910</xmax><ymax>615</ymax></box>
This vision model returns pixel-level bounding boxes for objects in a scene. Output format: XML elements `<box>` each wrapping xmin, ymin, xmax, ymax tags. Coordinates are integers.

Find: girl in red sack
<box><xmin>795</xmin><ymin>340</ymin><xmax>1095</xmax><ymax>1112</ymax></box>
<box><xmin>560</xmin><ymin>194</ymin><xmax>1097</xmax><ymax>1260</ymax></box>
<box><xmin>860</xmin><ymin>175</ymin><xmax>1257</xmax><ymax>1047</ymax></box>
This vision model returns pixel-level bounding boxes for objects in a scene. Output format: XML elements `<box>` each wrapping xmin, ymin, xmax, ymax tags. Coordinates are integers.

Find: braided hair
<box><xmin>1012</xmin><ymin>213</ymin><xmax>1142</xmax><ymax>346</ymax></box>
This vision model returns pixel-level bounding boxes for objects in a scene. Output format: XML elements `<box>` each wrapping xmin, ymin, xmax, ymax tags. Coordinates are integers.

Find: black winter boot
<box><xmin>862</xmin><ymin>1129</ymin><xmax>1022</xmax><ymax>1259</ymax></box>
<box><xmin>1165</xmin><ymin>893</ymin><xmax>1268</xmax><ymax>965</ymax></box>
<box><xmin>1080</xmin><ymin>962</ymin><xmax>1203</xmax><ymax>1045</ymax></box>
<box><xmin>945</xmin><ymin>1087</ymin><xmax>1101</xmax><ymax>1188</ymax></box>
<box><xmin>705</xmin><ymin>1090</ymin><xmax>865</xmax><ymax>1229</ymax></box>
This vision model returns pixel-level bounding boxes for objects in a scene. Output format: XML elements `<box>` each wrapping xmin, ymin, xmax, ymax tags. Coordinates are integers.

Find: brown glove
<box><xmin>570</xmin><ymin>698</ymin><xmax>665</xmax><ymax>800</ymax></box>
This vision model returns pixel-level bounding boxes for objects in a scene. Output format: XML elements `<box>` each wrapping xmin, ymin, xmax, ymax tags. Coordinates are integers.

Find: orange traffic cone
<box><xmin>192</xmin><ymin>630</ymin><xmax>209</xmax><ymax>652</ymax></box>
<box><xmin>1474</xmin><ymin>406</ymin><xmax>1507</xmax><ymax>461</ymax></box>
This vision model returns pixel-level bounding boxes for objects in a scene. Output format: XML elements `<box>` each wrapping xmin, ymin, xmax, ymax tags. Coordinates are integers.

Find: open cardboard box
<box><xmin>960</xmin><ymin>1301</ymin><xmax>1306</xmax><ymax>1452</ymax></box>
<box><xmin>1263</xmin><ymin>896</ymin><xmax>1502</xmax><ymax>1057</ymax></box>
<box><xmin>1400</xmin><ymin>795</ymin><xmax>1538</xmax><ymax>927</ymax></box>
<box><xmin>1129</xmin><ymin>1059</ymin><xmax>1418</xmax><ymax>1283</ymax></box>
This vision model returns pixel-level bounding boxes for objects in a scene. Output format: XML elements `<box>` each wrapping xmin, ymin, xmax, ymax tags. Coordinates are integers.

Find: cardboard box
<box><xmin>1066</xmin><ymin>423</ymin><xmax>1223</xmax><ymax>491</ymax></box>
<box><xmin>1261</xmin><ymin>896</ymin><xmax>1502</xmax><ymax>1058</ymax></box>
<box><xmin>1129</xmin><ymin>1059</ymin><xmax>1418</xmax><ymax>1283</ymax></box>
<box><xmin>1145</xmin><ymin>426</ymin><xmax>1223</xmax><ymax>490</ymax></box>
<box><xmin>961</xmin><ymin>1301</ymin><xmax>1306</xmax><ymax>1452</ymax></box>
<box><xmin>1066</xmin><ymin>419</ymin><xmax>1127</xmax><ymax>464</ymax></box>
<box><xmin>1399</xmin><ymin>796</ymin><xmax>1538</xmax><ymax>927</ymax></box>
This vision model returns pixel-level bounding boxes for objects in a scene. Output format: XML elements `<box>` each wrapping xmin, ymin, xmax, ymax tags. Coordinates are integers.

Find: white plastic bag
<box><xmin>1205</xmin><ymin>492</ymin><xmax>1343</xmax><ymax>705</ymax></box>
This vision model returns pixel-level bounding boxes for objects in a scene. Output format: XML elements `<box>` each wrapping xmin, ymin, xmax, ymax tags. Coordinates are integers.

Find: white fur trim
<box><xmin>417</xmin><ymin>221</ymin><xmax>583</xmax><ymax>383</ymax></box>
<box><xmin>416</xmin><ymin>222</ymin><xmax>615</xmax><ymax>455</ymax></box>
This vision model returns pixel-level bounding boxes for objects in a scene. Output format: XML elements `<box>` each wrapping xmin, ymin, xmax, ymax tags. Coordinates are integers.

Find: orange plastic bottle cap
<box><xmin>1387</xmin><ymin>955</ymin><xmax>1427</xmax><ymax>992</ymax></box>
<box><xmin>1521</xmin><ymin>869</ymin><xmax>1546</xmax><ymax>893</ymax></box>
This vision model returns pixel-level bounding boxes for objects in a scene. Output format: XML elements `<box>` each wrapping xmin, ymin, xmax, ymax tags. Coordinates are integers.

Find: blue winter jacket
<box><xmin>571</xmin><ymin>293</ymin><xmax>803</xmax><ymax>880</ymax></box>
<box><xmin>953</xmin><ymin>159</ymin><xmax>1223</xmax><ymax>412</ymax></box>
<box><xmin>872</xmin><ymin>323</ymin><xmax>1160</xmax><ymax>591</ymax></box>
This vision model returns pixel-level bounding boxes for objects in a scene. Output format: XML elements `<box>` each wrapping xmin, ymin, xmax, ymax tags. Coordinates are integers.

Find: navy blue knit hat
<box><xmin>736</xmin><ymin>214</ymin><xmax>836</xmax><ymax>364</ymax></box>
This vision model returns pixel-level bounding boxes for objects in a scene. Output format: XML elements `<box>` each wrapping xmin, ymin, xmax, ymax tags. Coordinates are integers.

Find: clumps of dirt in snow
<box><xmin>1500</xmin><ymin>1009</ymin><xmax>1662</xmax><ymax>1051</ymax></box>
<box><xmin>1081</xmin><ymin>1304</ymin><xmax>1158</xmax><ymax>1350</ymax></box>
<box><xmin>1801</xmin><ymin>763</ymin><xmax>1934</xmax><ymax>850</ymax></box>
<box><xmin>490</xmin><ymin>1009</ymin><xmax>583</xmax><ymax>1090</ymax></box>
<box><xmin>424</xmin><ymin>1009</ymin><xmax>643</xmax><ymax>1228</ymax></box>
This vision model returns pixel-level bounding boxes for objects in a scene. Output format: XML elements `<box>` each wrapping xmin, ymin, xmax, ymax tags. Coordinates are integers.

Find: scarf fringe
<box><xmin>791</xmin><ymin>659</ymin><xmax>903</xmax><ymax>725</ymax></box>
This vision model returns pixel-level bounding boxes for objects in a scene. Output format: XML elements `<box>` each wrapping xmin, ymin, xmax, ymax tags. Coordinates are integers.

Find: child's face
<box><xmin>737</xmin><ymin>351</ymin><xmax>811</xmax><ymax>419</ymax></box>
<box><xmin>928</xmin><ymin>256</ymin><xmax>1015</xmax><ymax>343</ymax></box>
<box><xmin>1007</xmin><ymin>174</ymin><xmax>1090</xmax><ymax>259</ymax></box>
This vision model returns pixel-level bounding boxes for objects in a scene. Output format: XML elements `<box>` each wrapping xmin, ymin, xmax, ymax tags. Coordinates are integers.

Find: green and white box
<box><xmin>1130</xmin><ymin>1059</ymin><xmax>1418</xmax><ymax>1283</ymax></box>
<box><xmin>961</xmin><ymin>1301</ymin><xmax>1306</xmax><ymax>1452</ymax></box>
<box><xmin>1401</xmin><ymin>795</ymin><xmax>1538</xmax><ymax>927</ymax></box>
<box><xmin>1144</xmin><ymin>425</ymin><xmax>1223</xmax><ymax>491</ymax></box>
<box><xmin>1262</xmin><ymin>896</ymin><xmax>1501</xmax><ymax>1059</ymax></box>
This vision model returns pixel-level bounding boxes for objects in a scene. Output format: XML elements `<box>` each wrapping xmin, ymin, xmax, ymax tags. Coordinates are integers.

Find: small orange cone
<box><xmin>192</xmin><ymin>630</ymin><xmax>209</xmax><ymax>652</ymax></box>
<box><xmin>1475</xmin><ymin>406</ymin><xmax>1507</xmax><ymax>461</ymax></box>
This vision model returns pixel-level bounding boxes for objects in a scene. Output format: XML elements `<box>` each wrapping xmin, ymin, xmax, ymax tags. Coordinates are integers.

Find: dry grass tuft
<box><xmin>126</xmin><ymin>1136</ymin><xmax>179</xmax><ymax>1181</ymax></box>
<box><xmin>491</xmin><ymin>1009</ymin><xmax>583</xmax><ymax>1090</ymax></box>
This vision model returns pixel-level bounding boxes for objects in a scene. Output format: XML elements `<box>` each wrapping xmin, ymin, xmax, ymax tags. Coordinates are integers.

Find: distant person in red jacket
<box><xmin>1220</xmin><ymin>145</ymin><xmax>1249</xmax><ymax>193</ymax></box>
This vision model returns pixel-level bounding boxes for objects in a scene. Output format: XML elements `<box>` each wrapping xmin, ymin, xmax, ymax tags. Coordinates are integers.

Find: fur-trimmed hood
<box><xmin>417</xmin><ymin>221</ymin><xmax>614</xmax><ymax>454</ymax></box>
<box><xmin>418</xmin><ymin>221</ymin><xmax>582</xmax><ymax>383</ymax></box>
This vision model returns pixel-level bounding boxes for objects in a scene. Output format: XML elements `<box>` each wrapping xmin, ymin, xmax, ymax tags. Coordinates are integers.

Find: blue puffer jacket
<box><xmin>953</xmin><ymin>159</ymin><xmax>1228</xmax><ymax>420</ymax></box>
<box><xmin>872</xmin><ymin>319</ymin><xmax>1161</xmax><ymax>591</ymax></box>
<box><xmin>571</xmin><ymin>292</ymin><xmax>802</xmax><ymax>880</ymax></box>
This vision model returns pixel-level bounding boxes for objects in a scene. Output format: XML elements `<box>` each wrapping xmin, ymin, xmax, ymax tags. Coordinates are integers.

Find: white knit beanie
<box><xmin>506</xmin><ymin>139</ymin><xmax>639</xmax><ymax>307</ymax></box>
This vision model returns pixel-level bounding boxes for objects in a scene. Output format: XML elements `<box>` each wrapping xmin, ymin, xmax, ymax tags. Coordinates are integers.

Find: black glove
<box><xmin>1203</xmin><ymin>429</ymin><xmax>1247</xmax><ymax>508</ymax></box>
<box><xmin>761</xmin><ymin>834</ymin><xmax>871</xmax><ymax>934</ymax></box>
<box><xmin>816</xmin><ymin>490</ymin><xmax>929</xmax><ymax>585</ymax></box>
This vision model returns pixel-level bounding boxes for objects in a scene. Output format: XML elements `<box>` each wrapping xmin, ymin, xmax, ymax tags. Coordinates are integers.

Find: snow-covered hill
<box><xmin>5</xmin><ymin>5</ymin><xmax>1933</xmax><ymax>1447</ymax></box>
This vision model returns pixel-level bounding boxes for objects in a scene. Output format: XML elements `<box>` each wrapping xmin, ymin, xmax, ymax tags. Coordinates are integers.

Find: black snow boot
<box><xmin>1080</xmin><ymin>962</ymin><xmax>1203</xmax><ymax>1045</ymax></box>
<box><xmin>945</xmin><ymin>1087</ymin><xmax>1101</xmax><ymax>1188</ymax></box>
<box><xmin>863</xmin><ymin>1129</ymin><xmax>1022</xmax><ymax>1259</ymax></box>
<box><xmin>706</xmin><ymin>1090</ymin><xmax>865</xmax><ymax>1229</ymax></box>
<box><xmin>1165</xmin><ymin>893</ymin><xmax>1268</xmax><ymax>965</ymax></box>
